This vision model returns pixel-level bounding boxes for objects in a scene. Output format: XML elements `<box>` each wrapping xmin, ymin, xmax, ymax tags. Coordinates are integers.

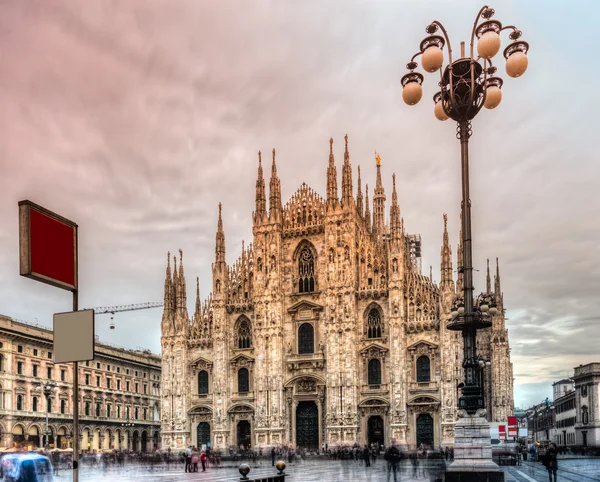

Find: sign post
<box><xmin>19</xmin><ymin>200</ymin><xmax>86</xmax><ymax>482</ymax></box>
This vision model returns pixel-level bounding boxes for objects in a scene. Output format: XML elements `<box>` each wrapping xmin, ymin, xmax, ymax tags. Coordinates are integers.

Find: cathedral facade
<box><xmin>160</xmin><ymin>137</ymin><xmax>514</xmax><ymax>451</ymax></box>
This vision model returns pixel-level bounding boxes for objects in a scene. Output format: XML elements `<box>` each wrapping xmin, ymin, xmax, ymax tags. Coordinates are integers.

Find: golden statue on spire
<box><xmin>375</xmin><ymin>151</ymin><xmax>381</xmax><ymax>166</ymax></box>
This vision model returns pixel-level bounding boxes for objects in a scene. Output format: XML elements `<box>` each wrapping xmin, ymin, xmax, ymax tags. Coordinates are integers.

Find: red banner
<box><xmin>508</xmin><ymin>416</ymin><xmax>517</xmax><ymax>427</ymax></box>
<box><xmin>19</xmin><ymin>200</ymin><xmax>78</xmax><ymax>291</ymax></box>
<box><xmin>499</xmin><ymin>425</ymin><xmax>506</xmax><ymax>440</ymax></box>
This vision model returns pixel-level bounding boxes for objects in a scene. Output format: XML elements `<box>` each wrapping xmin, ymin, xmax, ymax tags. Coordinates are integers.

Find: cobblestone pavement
<box><xmin>46</xmin><ymin>458</ymin><xmax>600</xmax><ymax>482</ymax></box>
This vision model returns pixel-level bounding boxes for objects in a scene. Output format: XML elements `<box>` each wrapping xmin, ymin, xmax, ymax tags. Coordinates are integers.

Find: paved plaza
<box><xmin>44</xmin><ymin>458</ymin><xmax>600</xmax><ymax>482</ymax></box>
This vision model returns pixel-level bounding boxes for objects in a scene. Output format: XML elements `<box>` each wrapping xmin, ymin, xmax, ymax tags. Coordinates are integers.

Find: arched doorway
<box><xmin>197</xmin><ymin>422</ymin><xmax>210</xmax><ymax>446</ymax></box>
<box><xmin>367</xmin><ymin>416</ymin><xmax>384</xmax><ymax>447</ymax></box>
<box><xmin>12</xmin><ymin>424</ymin><xmax>25</xmax><ymax>446</ymax></box>
<box><xmin>296</xmin><ymin>401</ymin><xmax>318</xmax><ymax>450</ymax></box>
<box><xmin>416</xmin><ymin>413</ymin><xmax>434</xmax><ymax>448</ymax></box>
<box><xmin>28</xmin><ymin>426</ymin><xmax>40</xmax><ymax>448</ymax></box>
<box><xmin>132</xmin><ymin>431</ymin><xmax>140</xmax><ymax>452</ymax></box>
<box><xmin>236</xmin><ymin>420</ymin><xmax>251</xmax><ymax>449</ymax></box>
<box><xmin>141</xmin><ymin>431</ymin><xmax>148</xmax><ymax>452</ymax></box>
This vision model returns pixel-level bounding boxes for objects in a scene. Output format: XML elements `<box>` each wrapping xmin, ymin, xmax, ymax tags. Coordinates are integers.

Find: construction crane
<box><xmin>85</xmin><ymin>302</ymin><xmax>164</xmax><ymax>329</ymax></box>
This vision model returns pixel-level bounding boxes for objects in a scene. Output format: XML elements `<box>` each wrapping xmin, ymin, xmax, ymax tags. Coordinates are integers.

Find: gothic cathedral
<box><xmin>160</xmin><ymin>136</ymin><xmax>514</xmax><ymax>451</ymax></box>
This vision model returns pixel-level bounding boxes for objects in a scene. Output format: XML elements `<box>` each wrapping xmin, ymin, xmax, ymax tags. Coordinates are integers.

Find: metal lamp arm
<box><xmin>469</xmin><ymin>5</ymin><xmax>490</xmax><ymax>59</ymax></box>
<box><xmin>431</xmin><ymin>20</ymin><xmax>454</xmax><ymax>65</ymax></box>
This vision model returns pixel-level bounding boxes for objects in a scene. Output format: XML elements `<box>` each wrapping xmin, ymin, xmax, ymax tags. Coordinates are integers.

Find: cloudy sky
<box><xmin>1</xmin><ymin>0</ymin><xmax>598</xmax><ymax>409</ymax></box>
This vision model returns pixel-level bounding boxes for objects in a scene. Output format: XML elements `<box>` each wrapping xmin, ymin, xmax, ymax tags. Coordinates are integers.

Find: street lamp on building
<box><xmin>121</xmin><ymin>416</ymin><xmax>134</xmax><ymax>450</ymax></box>
<box><xmin>401</xmin><ymin>4</ymin><xmax>528</xmax><ymax>415</ymax></box>
<box><xmin>37</xmin><ymin>381</ymin><xmax>57</xmax><ymax>450</ymax></box>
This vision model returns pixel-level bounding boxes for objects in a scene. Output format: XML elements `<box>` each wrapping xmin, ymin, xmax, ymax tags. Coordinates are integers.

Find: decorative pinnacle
<box><xmin>344</xmin><ymin>134</ymin><xmax>348</xmax><ymax>150</ymax></box>
<box><xmin>329</xmin><ymin>137</ymin><xmax>333</xmax><ymax>154</ymax></box>
<box><xmin>375</xmin><ymin>151</ymin><xmax>381</xmax><ymax>166</ymax></box>
<box><xmin>443</xmin><ymin>213</ymin><xmax>448</xmax><ymax>230</ymax></box>
<box><xmin>258</xmin><ymin>150</ymin><xmax>262</xmax><ymax>163</ymax></box>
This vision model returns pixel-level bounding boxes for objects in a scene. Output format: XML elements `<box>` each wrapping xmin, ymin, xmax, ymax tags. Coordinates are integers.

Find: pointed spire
<box><xmin>373</xmin><ymin>152</ymin><xmax>386</xmax><ymax>237</ymax></box>
<box><xmin>365</xmin><ymin>184</ymin><xmax>371</xmax><ymax>233</ymax></box>
<box><xmin>163</xmin><ymin>251</ymin><xmax>173</xmax><ymax>313</ymax></box>
<box><xmin>177</xmin><ymin>249</ymin><xmax>187</xmax><ymax>313</ymax></box>
<box><xmin>269</xmin><ymin>148</ymin><xmax>282</xmax><ymax>221</ymax></box>
<box><xmin>326</xmin><ymin>137</ymin><xmax>339</xmax><ymax>207</ymax></box>
<box><xmin>430</xmin><ymin>265</ymin><xmax>433</xmax><ymax>281</ymax></box>
<box><xmin>440</xmin><ymin>214</ymin><xmax>453</xmax><ymax>291</ymax></box>
<box><xmin>486</xmin><ymin>258</ymin><xmax>491</xmax><ymax>294</ymax></box>
<box><xmin>341</xmin><ymin>134</ymin><xmax>353</xmax><ymax>208</ymax></box>
<box><xmin>195</xmin><ymin>276</ymin><xmax>201</xmax><ymax>316</ymax></box>
<box><xmin>457</xmin><ymin>211</ymin><xmax>464</xmax><ymax>292</ymax></box>
<box><xmin>495</xmin><ymin>257</ymin><xmax>501</xmax><ymax>298</ymax></box>
<box><xmin>356</xmin><ymin>165</ymin><xmax>364</xmax><ymax>217</ymax></box>
<box><xmin>390</xmin><ymin>173</ymin><xmax>401</xmax><ymax>241</ymax></box>
<box><xmin>215</xmin><ymin>203</ymin><xmax>226</xmax><ymax>265</ymax></box>
<box><xmin>254</xmin><ymin>151</ymin><xmax>267</xmax><ymax>223</ymax></box>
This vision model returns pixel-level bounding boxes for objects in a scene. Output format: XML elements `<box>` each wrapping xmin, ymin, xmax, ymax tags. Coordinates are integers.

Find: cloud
<box><xmin>1</xmin><ymin>0</ymin><xmax>599</xmax><ymax>410</ymax></box>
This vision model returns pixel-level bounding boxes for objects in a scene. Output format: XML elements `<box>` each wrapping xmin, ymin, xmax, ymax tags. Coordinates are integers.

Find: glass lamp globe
<box><xmin>480</xmin><ymin>303</ymin><xmax>489</xmax><ymax>312</ymax></box>
<box><xmin>402</xmin><ymin>82</ymin><xmax>423</xmax><ymax>106</ymax></box>
<box><xmin>434</xmin><ymin>100</ymin><xmax>449</xmax><ymax>121</ymax></box>
<box><xmin>451</xmin><ymin>309</ymin><xmax>458</xmax><ymax>319</ymax></box>
<box><xmin>458</xmin><ymin>306</ymin><xmax>465</xmax><ymax>315</ymax></box>
<box><xmin>489</xmin><ymin>306</ymin><xmax>498</xmax><ymax>315</ymax></box>
<box><xmin>506</xmin><ymin>50</ymin><xmax>528</xmax><ymax>77</ymax></box>
<box><xmin>477</xmin><ymin>31</ymin><xmax>501</xmax><ymax>59</ymax></box>
<box><xmin>484</xmin><ymin>86</ymin><xmax>502</xmax><ymax>109</ymax></box>
<box><xmin>422</xmin><ymin>46</ymin><xmax>444</xmax><ymax>73</ymax></box>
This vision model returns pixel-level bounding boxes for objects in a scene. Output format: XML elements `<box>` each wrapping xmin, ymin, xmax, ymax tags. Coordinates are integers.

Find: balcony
<box><xmin>361</xmin><ymin>384</ymin><xmax>389</xmax><ymax>395</ymax></box>
<box><xmin>409</xmin><ymin>381</ymin><xmax>439</xmax><ymax>394</ymax></box>
<box><xmin>286</xmin><ymin>352</ymin><xmax>325</xmax><ymax>372</ymax></box>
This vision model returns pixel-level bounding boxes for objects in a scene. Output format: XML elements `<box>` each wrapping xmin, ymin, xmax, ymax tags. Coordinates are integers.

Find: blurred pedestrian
<box><xmin>543</xmin><ymin>442</ymin><xmax>558</xmax><ymax>482</ymax></box>
<box><xmin>192</xmin><ymin>446</ymin><xmax>199</xmax><ymax>472</ymax></box>
<box><xmin>184</xmin><ymin>445</ymin><xmax>192</xmax><ymax>473</ymax></box>
<box><xmin>384</xmin><ymin>441</ymin><xmax>401</xmax><ymax>482</ymax></box>
<box><xmin>201</xmin><ymin>450</ymin><xmax>207</xmax><ymax>472</ymax></box>
<box><xmin>363</xmin><ymin>445</ymin><xmax>371</xmax><ymax>467</ymax></box>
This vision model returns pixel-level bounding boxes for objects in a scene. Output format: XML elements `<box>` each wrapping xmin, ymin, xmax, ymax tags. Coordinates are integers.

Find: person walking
<box><xmin>363</xmin><ymin>445</ymin><xmax>371</xmax><ymax>467</ymax></box>
<box><xmin>184</xmin><ymin>445</ymin><xmax>192</xmax><ymax>473</ymax></box>
<box><xmin>201</xmin><ymin>450</ymin><xmax>207</xmax><ymax>472</ymax></box>
<box><xmin>544</xmin><ymin>442</ymin><xmax>558</xmax><ymax>482</ymax></box>
<box><xmin>271</xmin><ymin>446</ymin><xmax>276</xmax><ymax>466</ymax></box>
<box><xmin>384</xmin><ymin>441</ymin><xmax>401</xmax><ymax>482</ymax></box>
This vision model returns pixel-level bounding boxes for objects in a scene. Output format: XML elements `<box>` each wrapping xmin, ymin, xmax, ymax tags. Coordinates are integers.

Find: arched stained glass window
<box><xmin>238</xmin><ymin>368</ymin><xmax>249</xmax><ymax>393</ymax></box>
<box><xmin>298</xmin><ymin>323</ymin><xmax>314</xmax><ymax>355</ymax></box>
<box><xmin>417</xmin><ymin>356</ymin><xmax>431</xmax><ymax>383</ymax></box>
<box><xmin>236</xmin><ymin>318</ymin><xmax>252</xmax><ymax>349</ymax></box>
<box><xmin>298</xmin><ymin>247</ymin><xmax>315</xmax><ymax>293</ymax></box>
<box><xmin>198</xmin><ymin>370</ymin><xmax>209</xmax><ymax>395</ymax></box>
<box><xmin>368</xmin><ymin>359</ymin><xmax>382</xmax><ymax>385</ymax></box>
<box><xmin>367</xmin><ymin>308</ymin><xmax>382</xmax><ymax>338</ymax></box>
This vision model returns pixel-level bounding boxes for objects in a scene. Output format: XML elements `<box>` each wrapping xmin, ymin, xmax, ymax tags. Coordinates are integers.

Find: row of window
<box><xmin>15</xmin><ymin>394</ymin><xmax>150</xmax><ymax>420</ymax></box>
<box><xmin>83</xmin><ymin>374</ymin><xmax>148</xmax><ymax>394</ymax></box>
<box><xmin>233</xmin><ymin>307</ymin><xmax>385</xmax><ymax>351</ymax></box>
<box><xmin>14</xmin><ymin>345</ymin><xmax>52</xmax><ymax>358</ymax></box>
<box><xmin>556</xmin><ymin>398</ymin><xmax>575</xmax><ymax>414</ymax></box>
<box><xmin>83</xmin><ymin>360</ymin><xmax>156</xmax><ymax>380</ymax></box>
<box><xmin>556</xmin><ymin>417</ymin><xmax>576</xmax><ymax>428</ymax></box>
<box><xmin>15</xmin><ymin>361</ymin><xmax>68</xmax><ymax>381</ymax></box>
<box><xmin>195</xmin><ymin>355</ymin><xmax>432</xmax><ymax>395</ymax></box>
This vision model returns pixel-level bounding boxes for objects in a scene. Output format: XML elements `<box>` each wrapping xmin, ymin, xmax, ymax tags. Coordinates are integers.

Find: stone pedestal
<box><xmin>445</xmin><ymin>409</ymin><xmax>504</xmax><ymax>482</ymax></box>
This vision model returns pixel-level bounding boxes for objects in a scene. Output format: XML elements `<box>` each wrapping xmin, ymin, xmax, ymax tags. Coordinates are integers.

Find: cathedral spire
<box><xmin>486</xmin><ymin>258</ymin><xmax>491</xmax><ymax>294</ymax></box>
<box><xmin>215</xmin><ymin>203</ymin><xmax>226</xmax><ymax>265</ymax></box>
<box><xmin>440</xmin><ymin>214</ymin><xmax>454</xmax><ymax>291</ymax></box>
<box><xmin>195</xmin><ymin>276</ymin><xmax>201</xmax><ymax>317</ymax></box>
<box><xmin>356</xmin><ymin>165</ymin><xmax>364</xmax><ymax>217</ymax></box>
<box><xmin>341</xmin><ymin>134</ymin><xmax>353</xmax><ymax>208</ymax></box>
<box><xmin>326</xmin><ymin>137</ymin><xmax>339</xmax><ymax>208</ymax></box>
<box><xmin>163</xmin><ymin>251</ymin><xmax>173</xmax><ymax>312</ymax></box>
<box><xmin>495</xmin><ymin>257</ymin><xmax>502</xmax><ymax>300</ymax></box>
<box><xmin>373</xmin><ymin>152</ymin><xmax>386</xmax><ymax>237</ymax></box>
<box><xmin>365</xmin><ymin>184</ymin><xmax>371</xmax><ymax>233</ymax></box>
<box><xmin>390</xmin><ymin>173</ymin><xmax>401</xmax><ymax>241</ymax></box>
<box><xmin>269</xmin><ymin>148</ymin><xmax>282</xmax><ymax>221</ymax></box>
<box><xmin>178</xmin><ymin>249</ymin><xmax>187</xmax><ymax>314</ymax></box>
<box><xmin>254</xmin><ymin>151</ymin><xmax>267</xmax><ymax>223</ymax></box>
<box><xmin>456</xmin><ymin>211</ymin><xmax>464</xmax><ymax>293</ymax></box>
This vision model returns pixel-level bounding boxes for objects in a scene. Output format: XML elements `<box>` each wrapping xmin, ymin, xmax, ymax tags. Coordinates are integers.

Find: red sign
<box><xmin>19</xmin><ymin>200</ymin><xmax>78</xmax><ymax>291</ymax></box>
<box><xmin>508</xmin><ymin>416</ymin><xmax>517</xmax><ymax>427</ymax></box>
<box><xmin>508</xmin><ymin>427</ymin><xmax>518</xmax><ymax>437</ymax></box>
<box><xmin>499</xmin><ymin>425</ymin><xmax>506</xmax><ymax>440</ymax></box>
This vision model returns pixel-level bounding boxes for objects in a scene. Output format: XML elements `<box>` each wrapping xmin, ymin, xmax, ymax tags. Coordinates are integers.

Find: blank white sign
<box><xmin>53</xmin><ymin>310</ymin><xmax>95</xmax><ymax>363</ymax></box>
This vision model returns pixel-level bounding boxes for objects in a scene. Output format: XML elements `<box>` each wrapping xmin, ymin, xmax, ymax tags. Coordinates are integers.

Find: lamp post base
<box><xmin>446</xmin><ymin>409</ymin><xmax>503</xmax><ymax>482</ymax></box>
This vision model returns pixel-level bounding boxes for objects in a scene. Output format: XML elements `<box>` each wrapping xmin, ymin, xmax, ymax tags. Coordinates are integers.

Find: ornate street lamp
<box><xmin>401</xmin><ymin>6</ymin><xmax>528</xmax><ymax>480</ymax></box>
<box><xmin>37</xmin><ymin>381</ymin><xmax>57</xmax><ymax>450</ymax></box>
<box><xmin>402</xmin><ymin>4</ymin><xmax>527</xmax><ymax>415</ymax></box>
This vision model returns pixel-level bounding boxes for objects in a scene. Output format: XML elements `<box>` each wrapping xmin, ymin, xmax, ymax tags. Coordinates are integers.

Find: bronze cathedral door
<box><xmin>416</xmin><ymin>413</ymin><xmax>434</xmax><ymax>447</ymax></box>
<box><xmin>296</xmin><ymin>401</ymin><xmax>319</xmax><ymax>449</ymax></box>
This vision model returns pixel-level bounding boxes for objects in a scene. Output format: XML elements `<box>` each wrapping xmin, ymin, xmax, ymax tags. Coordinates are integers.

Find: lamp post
<box><xmin>401</xmin><ymin>5</ymin><xmax>528</xmax><ymax>480</ymax></box>
<box><xmin>122</xmin><ymin>415</ymin><xmax>134</xmax><ymax>451</ymax></box>
<box><xmin>38</xmin><ymin>381</ymin><xmax>57</xmax><ymax>450</ymax></box>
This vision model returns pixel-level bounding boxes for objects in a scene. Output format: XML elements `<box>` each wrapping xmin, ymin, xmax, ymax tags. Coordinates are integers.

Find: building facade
<box><xmin>0</xmin><ymin>315</ymin><xmax>161</xmax><ymax>452</ymax></box>
<box><xmin>573</xmin><ymin>363</ymin><xmax>600</xmax><ymax>447</ymax></box>
<box><xmin>160</xmin><ymin>138</ymin><xmax>514</xmax><ymax>451</ymax></box>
